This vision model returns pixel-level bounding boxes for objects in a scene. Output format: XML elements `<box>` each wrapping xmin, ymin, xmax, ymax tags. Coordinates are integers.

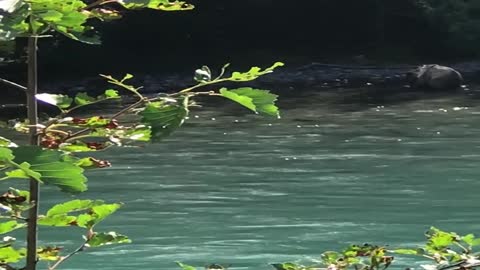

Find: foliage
<box><xmin>414</xmin><ymin>0</ymin><xmax>480</xmax><ymax>56</ymax></box>
<box><xmin>174</xmin><ymin>228</ymin><xmax>480</xmax><ymax>270</ymax></box>
<box><xmin>0</xmin><ymin>0</ymin><xmax>195</xmax><ymax>43</ymax></box>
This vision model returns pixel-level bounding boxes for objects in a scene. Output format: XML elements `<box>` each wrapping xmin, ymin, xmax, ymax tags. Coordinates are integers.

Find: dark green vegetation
<box><xmin>0</xmin><ymin>1</ymin><xmax>281</xmax><ymax>270</ymax></box>
<box><xmin>179</xmin><ymin>228</ymin><xmax>480</xmax><ymax>270</ymax></box>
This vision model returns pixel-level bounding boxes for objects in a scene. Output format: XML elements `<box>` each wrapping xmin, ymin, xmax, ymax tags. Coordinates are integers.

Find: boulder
<box><xmin>406</xmin><ymin>64</ymin><xmax>463</xmax><ymax>90</ymax></box>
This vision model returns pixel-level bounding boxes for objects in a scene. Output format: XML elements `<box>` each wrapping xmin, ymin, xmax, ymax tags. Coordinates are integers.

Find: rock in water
<box><xmin>407</xmin><ymin>64</ymin><xmax>463</xmax><ymax>90</ymax></box>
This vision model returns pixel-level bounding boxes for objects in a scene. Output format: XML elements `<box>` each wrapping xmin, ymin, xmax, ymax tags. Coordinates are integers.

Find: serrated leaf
<box><xmin>175</xmin><ymin>261</ymin><xmax>197</xmax><ymax>270</ymax></box>
<box><xmin>86</xmin><ymin>232</ymin><xmax>131</xmax><ymax>247</ymax></box>
<box><xmin>220</xmin><ymin>87</ymin><xmax>279</xmax><ymax>117</ymax></box>
<box><xmin>228</xmin><ymin>62</ymin><xmax>284</xmax><ymax>82</ymax></box>
<box><xmin>0</xmin><ymin>221</ymin><xmax>25</xmax><ymax>234</ymax></box>
<box><xmin>42</xmin><ymin>200</ymin><xmax>121</xmax><ymax>228</ymax></box>
<box><xmin>0</xmin><ymin>246</ymin><xmax>26</xmax><ymax>263</ymax></box>
<box><xmin>36</xmin><ymin>93</ymin><xmax>72</xmax><ymax>109</ymax></box>
<box><xmin>11</xmin><ymin>146</ymin><xmax>87</xmax><ymax>193</ymax></box>
<box><xmin>119</xmin><ymin>0</ymin><xmax>194</xmax><ymax>11</ymax></box>
<box><xmin>46</xmin><ymin>200</ymin><xmax>103</xmax><ymax>216</ymax></box>
<box><xmin>5</xmin><ymin>163</ymin><xmax>42</xmax><ymax>181</ymax></box>
<box><xmin>141</xmin><ymin>101</ymin><xmax>188</xmax><ymax>140</ymax></box>
<box><xmin>38</xmin><ymin>215</ymin><xmax>76</xmax><ymax>227</ymax></box>
<box><xmin>74</xmin><ymin>92</ymin><xmax>96</xmax><ymax>105</ymax></box>
<box><xmin>77</xmin><ymin>203</ymin><xmax>121</xmax><ymax>228</ymax></box>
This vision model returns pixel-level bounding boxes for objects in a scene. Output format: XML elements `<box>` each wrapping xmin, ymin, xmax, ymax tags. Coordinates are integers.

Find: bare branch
<box><xmin>0</xmin><ymin>78</ymin><xmax>27</xmax><ymax>92</ymax></box>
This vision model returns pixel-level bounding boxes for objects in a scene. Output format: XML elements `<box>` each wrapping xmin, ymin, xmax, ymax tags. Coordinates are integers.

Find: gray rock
<box><xmin>407</xmin><ymin>64</ymin><xmax>463</xmax><ymax>90</ymax></box>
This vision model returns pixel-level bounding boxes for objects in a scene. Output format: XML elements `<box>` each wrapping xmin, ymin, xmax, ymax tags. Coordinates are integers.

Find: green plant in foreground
<box><xmin>0</xmin><ymin>1</ymin><xmax>284</xmax><ymax>270</ymax></box>
<box><xmin>176</xmin><ymin>228</ymin><xmax>480</xmax><ymax>270</ymax></box>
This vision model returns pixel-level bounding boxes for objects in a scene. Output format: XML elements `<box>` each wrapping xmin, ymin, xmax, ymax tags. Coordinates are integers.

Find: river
<box><xmin>4</xmin><ymin>84</ymin><xmax>480</xmax><ymax>270</ymax></box>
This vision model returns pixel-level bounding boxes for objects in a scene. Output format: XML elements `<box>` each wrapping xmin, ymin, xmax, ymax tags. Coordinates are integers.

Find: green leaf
<box><xmin>393</xmin><ymin>249</ymin><xmax>419</xmax><ymax>255</ymax></box>
<box><xmin>228</xmin><ymin>62</ymin><xmax>284</xmax><ymax>82</ymax></box>
<box><xmin>119</xmin><ymin>0</ymin><xmax>194</xmax><ymax>11</ymax></box>
<box><xmin>86</xmin><ymin>232</ymin><xmax>131</xmax><ymax>247</ymax></box>
<box><xmin>461</xmin><ymin>234</ymin><xmax>480</xmax><ymax>247</ymax></box>
<box><xmin>46</xmin><ymin>200</ymin><xmax>103</xmax><ymax>216</ymax></box>
<box><xmin>0</xmin><ymin>3</ymin><xmax>29</xmax><ymax>41</ymax></box>
<box><xmin>102</xmin><ymin>89</ymin><xmax>120</xmax><ymax>99</ymax></box>
<box><xmin>41</xmin><ymin>200</ymin><xmax>121</xmax><ymax>228</ymax></box>
<box><xmin>74</xmin><ymin>92</ymin><xmax>96</xmax><ymax>105</ymax></box>
<box><xmin>141</xmin><ymin>100</ymin><xmax>188</xmax><ymax>140</ymax></box>
<box><xmin>426</xmin><ymin>227</ymin><xmax>456</xmax><ymax>250</ymax></box>
<box><xmin>36</xmin><ymin>93</ymin><xmax>73</xmax><ymax>109</ymax></box>
<box><xmin>0</xmin><ymin>148</ymin><xmax>14</xmax><ymax>162</ymax></box>
<box><xmin>175</xmin><ymin>261</ymin><xmax>197</xmax><ymax>270</ymax></box>
<box><xmin>59</xmin><ymin>142</ymin><xmax>96</xmax><ymax>153</ymax></box>
<box><xmin>5</xmin><ymin>162</ymin><xmax>42</xmax><ymax>182</ymax></box>
<box><xmin>321</xmin><ymin>251</ymin><xmax>342</xmax><ymax>264</ymax></box>
<box><xmin>220</xmin><ymin>87</ymin><xmax>280</xmax><ymax>117</ymax></box>
<box><xmin>0</xmin><ymin>137</ymin><xmax>17</xmax><ymax>148</ymax></box>
<box><xmin>0</xmin><ymin>246</ymin><xmax>26</xmax><ymax>263</ymax></box>
<box><xmin>29</xmin><ymin>0</ymin><xmax>99</xmax><ymax>43</ymax></box>
<box><xmin>38</xmin><ymin>215</ymin><xmax>76</xmax><ymax>227</ymax></box>
<box><xmin>462</xmin><ymin>234</ymin><xmax>475</xmax><ymax>246</ymax></box>
<box><xmin>77</xmin><ymin>203</ymin><xmax>121</xmax><ymax>228</ymax></box>
<box><xmin>0</xmin><ymin>221</ymin><xmax>25</xmax><ymax>234</ymax></box>
<box><xmin>11</xmin><ymin>146</ymin><xmax>87</xmax><ymax>193</ymax></box>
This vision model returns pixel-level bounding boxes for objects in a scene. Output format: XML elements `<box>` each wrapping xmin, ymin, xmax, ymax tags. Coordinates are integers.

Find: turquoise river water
<box><xmin>4</xmin><ymin>85</ymin><xmax>480</xmax><ymax>270</ymax></box>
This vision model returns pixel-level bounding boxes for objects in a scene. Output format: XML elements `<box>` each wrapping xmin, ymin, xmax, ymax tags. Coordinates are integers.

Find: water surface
<box><xmin>6</xmin><ymin>85</ymin><xmax>480</xmax><ymax>270</ymax></box>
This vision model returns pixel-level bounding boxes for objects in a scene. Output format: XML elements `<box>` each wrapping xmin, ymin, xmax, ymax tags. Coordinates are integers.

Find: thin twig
<box><xmin>63</xmin><ymin>128</ymin><xmax>92</xmax><ymax>142</ymax></box>
<box><xmin>0</xmin><ymin>78</ymin><xmax>27</xmax><ymax>92</ymax></box>
<box><xmin>111</xmin><ymin>99</ymin><xmax>144</xmax><ymax>119</ymax></box>
<box><xmin>48</xmin><ymin>242</ymin><xmax>86</xmax><ymax>270</ymax></box>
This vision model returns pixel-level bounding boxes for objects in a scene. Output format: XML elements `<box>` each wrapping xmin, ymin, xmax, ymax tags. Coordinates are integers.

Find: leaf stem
<box><xmin>453</xmin><ymin>242</ymin><xmax>469</xmax><ymax>254</ymax></box>
<box><xmin>63</xmin><ymin>128</ymin><xmax>93</xmax><ymax>142</ymax></box>
<box><xmin>176</xmin><ymin>78</ymin><xmax>229</xmax><ymax>95</ymax></box>
<box><xmin>48</xmin><ymin>242</ymin><xmax>86</xmax><ymax>270</ymax></box>
<box><xmin>111</xmin><ymin>99</ymin><xmax>144</xmax><ymax>119</ymax></box>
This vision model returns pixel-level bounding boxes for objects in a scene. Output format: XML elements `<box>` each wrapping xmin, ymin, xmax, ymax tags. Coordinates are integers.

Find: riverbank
<box><xmin>2</xmin><ymin>60</ymin><xmax>480</xmax><ymax>100</ymax></box>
